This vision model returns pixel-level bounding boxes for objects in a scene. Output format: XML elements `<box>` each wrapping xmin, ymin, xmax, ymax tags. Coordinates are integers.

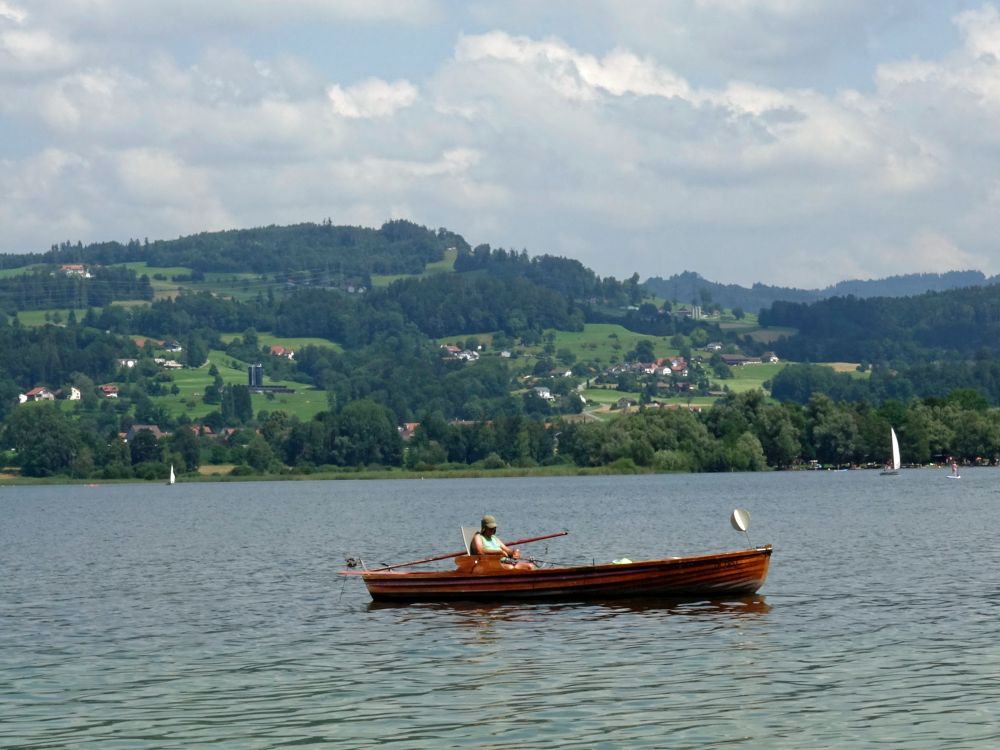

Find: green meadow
<box><xmin>725</xmin><ymin>362</ymin><xmax>787</xmax><ymax>393</ymax></box>
<box><xmin>150</xmin><ymin>349</ymin><xmax>329</xmax><ymax>422</ymax></box>
<box><xmin>448</xmin><ymin>323</ymin><xmax>679</xmax><ymax>369</ymax></box>
<box><xmin>547</xmin><ymin>324</ymin><xmax>676</xmax><ymax>363</ymax></box>
<box><xmin>219</xmin><ymin>332</ymin><xmax>342</xmax><ymax>353</ymax></box>
<box><xmin>0</xmin><ymin>264</ymin><xmax>45</xmax><ymax>278</ymax></box>
<box><xmin>121</xmin><ymin>262</ymin><xmax>277</xmax><ymax>301</ymax></box>
<box><xmin>371</xmin><ymin>246</ymin><xmax>458</xmax><ymax>287</ymax></box>
<box><xmin>15</xmin><ymin>309</ymin><xmax>86</xmax><ymax>326</ymax></box>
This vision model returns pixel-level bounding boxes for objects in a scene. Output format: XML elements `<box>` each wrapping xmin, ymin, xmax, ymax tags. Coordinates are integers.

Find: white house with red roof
<box><xmin>19</xmin><ymin>386</ymin><xmax>55</xmax><ymax>403</ymax></box>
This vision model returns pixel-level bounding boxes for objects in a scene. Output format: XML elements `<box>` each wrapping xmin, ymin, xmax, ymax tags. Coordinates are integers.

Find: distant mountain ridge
<box><xmin>644</xmin><ymin>270</ymin><xmax>992</xmax><ymax>313</ymax></box>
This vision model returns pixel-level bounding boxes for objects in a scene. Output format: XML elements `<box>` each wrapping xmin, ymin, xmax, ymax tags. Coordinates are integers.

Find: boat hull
<box><xmin>359</xmin><ymin>545</ymin><xmax>772</xmax><ymax>602</ymax></box>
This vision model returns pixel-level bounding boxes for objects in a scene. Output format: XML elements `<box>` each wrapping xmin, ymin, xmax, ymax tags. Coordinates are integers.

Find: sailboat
<box><xmin>880</xmin><ymin>428</ymin><xmax>901</xmax><ymax>475</ymax></box>
<box><xmin>168</xmin><ymin>464</ymin><xmax>176</xmax><ymax>485</ymax></box>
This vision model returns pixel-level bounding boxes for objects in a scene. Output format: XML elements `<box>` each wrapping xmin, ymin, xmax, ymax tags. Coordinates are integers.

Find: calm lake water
<box><xmin>2</xmin><ymin>470</ymin><xmax>999</xmax><ymax>748</ymax></box>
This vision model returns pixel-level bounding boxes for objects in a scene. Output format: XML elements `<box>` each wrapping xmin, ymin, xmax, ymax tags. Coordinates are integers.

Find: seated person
<box><xmin>470</xmin><ymin>515</ymin><xmax>534</xmax><ymax>570</ymax></box>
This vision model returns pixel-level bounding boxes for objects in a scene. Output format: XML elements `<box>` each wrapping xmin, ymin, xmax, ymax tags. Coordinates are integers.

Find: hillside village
<box><xmin>2</xmin><ymin>221</ymin><xmax>1000</xmax><ymax>479</ymax></box>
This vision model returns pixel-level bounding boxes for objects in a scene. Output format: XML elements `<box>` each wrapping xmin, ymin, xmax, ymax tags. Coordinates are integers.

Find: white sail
<box><xmin>168</xmin><ymin>464</ymin><xmax>176</xmax><ymax>485</ymax></box>
<box><xmin>890</xmin><ymin>428</ymin><xmax>901</xmax><ymax>471</ymax></box>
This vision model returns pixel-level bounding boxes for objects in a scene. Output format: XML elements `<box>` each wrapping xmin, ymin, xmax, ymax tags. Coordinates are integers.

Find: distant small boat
<box><xmin>880</xmin><ymin>427</ymin><xmax>901</xmax><ymax>475</ymax></box>
<box><xmin>168</xmin><ymin>464</ymin><xmax>176</xmax><ymax>485</ymax></box>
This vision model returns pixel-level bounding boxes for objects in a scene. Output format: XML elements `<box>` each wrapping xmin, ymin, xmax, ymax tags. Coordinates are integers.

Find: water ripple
<box><xmin>2</xmin><ymin>473</ymin><xmax>1000</xmax><ymax>748</ymax></box>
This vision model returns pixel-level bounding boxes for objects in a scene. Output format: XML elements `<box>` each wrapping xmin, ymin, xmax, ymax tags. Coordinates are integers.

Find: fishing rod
<box><xmin>342</xmin><ymin>530</ymin><xmax>569</xmax><ymax>573</ymax></box>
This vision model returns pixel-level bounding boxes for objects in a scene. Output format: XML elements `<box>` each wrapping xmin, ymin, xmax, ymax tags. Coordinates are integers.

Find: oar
<box><xmin>344</xmin><ymin>530</ymin><xmax>569</xmax><ymax>573</ymax></box>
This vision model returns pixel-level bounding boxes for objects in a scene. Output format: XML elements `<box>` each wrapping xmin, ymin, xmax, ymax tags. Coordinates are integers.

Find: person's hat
<box><xmin>481</xmin><ymin>514</ymin><xmax>497</xmax><ymax>529</ymax></box>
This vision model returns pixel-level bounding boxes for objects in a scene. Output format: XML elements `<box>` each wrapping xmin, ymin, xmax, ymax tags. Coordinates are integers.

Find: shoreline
<box><xmin>0</xmin><ymin>462</ymin><xmax>984</xmax><ymax>487</ymax></box>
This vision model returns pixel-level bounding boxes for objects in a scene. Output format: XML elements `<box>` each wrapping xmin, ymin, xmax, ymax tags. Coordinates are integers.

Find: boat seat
<box><xmin>456</xmin><ymin>527</ymin><xmax>479</xmax><ymax>572</ymax></box>
<box><xmin>461</xmin><ymin>526</ymin><xmax>478</xmax><ymax>555</ymax></box>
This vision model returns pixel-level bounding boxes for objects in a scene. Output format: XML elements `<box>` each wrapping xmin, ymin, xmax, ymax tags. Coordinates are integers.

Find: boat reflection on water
<box><xmin>367</xmin><ymin>594</ymin><xmax>771</xmax><ymax>619</ymax></box>
<box><xmin>591</xmin><ymin>594</ymin><xmax>772</xmax><ymax>618</ymax></box>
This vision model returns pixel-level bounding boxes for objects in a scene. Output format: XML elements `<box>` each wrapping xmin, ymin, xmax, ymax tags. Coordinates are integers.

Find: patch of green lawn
<box><xmin>371</xmin><ymin>246</ymin><xmax>458</xmax><ymax>287</ymax></box>
<box><xmin>151</xmin><ymin>350</ymin><xmax>329</xmax><ymax>422</ymax></box>
<box><xmin>545</xmin><ymin>324</ymin><xmax>677</xmax><ymax>366</ymax></box>
<box><xmin>219</xmin><ymin>332</ymin><xmax>342</xmax><ymax>352</ymax></box>
<box><xmin>724</xmin><ymin>362</ymin><xmax>787</xmax><ymax>393</ymax></box>
<box><xmin>0</xmin><ymin>264</ymin><xmax>45</xmax><ymax>278</ymax></box>
<box><xmin>14</xmin><ymin>310</ymin><xmax>87</xmax><ymax>326</ymax></box>
<box><xmin>582</xmin><ymin>387</ymin><xmax>637</xmax><ymax>405</ymax></box>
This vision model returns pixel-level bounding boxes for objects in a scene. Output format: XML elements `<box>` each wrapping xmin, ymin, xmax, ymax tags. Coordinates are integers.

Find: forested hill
<box><xmin>645</xmin><ymin>270</ymin><xmax>990</xmax><ymax>314</ymax></box>
<box><xmin>760</xmin><ymin>282</ymin><xmax>1000</xmax><ymax>363</ymax></box>
<box><xmin>2</xmin><ymin>220</ymin><xmax>471</xmax><ymax>280</ymax></box>
<box><xmin>8</xmin><ymin>218</ymin><xmax>1000</xmax><ymax>478</ymax></box>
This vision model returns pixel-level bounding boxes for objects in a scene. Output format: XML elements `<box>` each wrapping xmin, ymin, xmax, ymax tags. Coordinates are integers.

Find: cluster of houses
<box><xmin>111</xmin><ymin>423</ymin><xmax>243</xmax><ymax>445</ymax></box>
<box><xmin>118</xmin><ymin>423</ymin><xmax>234</xmax><ymax>442</ymax></box>
<box><xmin>58</xmin><ymin>264</ymin><xmax>93</xmax><ymax>278</ymax></box>
<box><xmin>716</xmin><ymin>352</ymin><xmax>780</xmax><ymax>366</ymax></box>
<box><xmin>18</xmin><ymin>384</ymin><xmax>120</xmax><ymax>403</ymax></box>
<box><xmin>117</xmin><ymin>355</ymin><xmax>184</xmax><ymax>370</ymax></box>
<box><xmin>603</xmin><ymin>355</ymin><xmax>691</xmax><ymax>379</ymax></box>
<box><xmin>134</xmin><ymin>338</ymin><xmax>183</xmax><ymax>353</ymax></box>
<box><xmin>440</xmin><ymin>344</ymin><xmax>480</xmax><ymax>362</ymax></box>
<box><xmin>19</xmin><ymin>386</ymin><xmax>72</xmax><ymax>403</ymax></box>
<box><xmin>601</xmin><ymin>349</ymin><xmax>778</xmax><ymax>379</ymax></box>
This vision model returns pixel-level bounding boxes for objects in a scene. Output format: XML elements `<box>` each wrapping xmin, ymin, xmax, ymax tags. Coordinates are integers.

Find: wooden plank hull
<box><xmin>358</xmin><ymin>545</ymin><xmax>772</xmax><ymax>602</ymax></box>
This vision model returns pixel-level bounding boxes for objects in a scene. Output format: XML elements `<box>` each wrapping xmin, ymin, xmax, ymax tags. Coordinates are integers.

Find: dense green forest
<box><xmin>759</xmin><ymin>285</ymin><xmax>1000</xmax><ymax>363</ymax></box>
<box><xmin>646</xmin><ymin>269</ymin><xmax>990</xmax><ymax>315</ymax></box>
<box><xmin>7</xmin><ymin>220</ymin><xmax>470</xmax><ymax>280</ymax></box>
<box><xmin>0</xmin><ymin>267</ymin><xmax>153</xmax><ymax>313</ymax></box>
<box><xmin>10</xmin><ymin>388</ymin><xmax>997</xmax><ymax>479</ymax></box>
<box><xmin>2</xmin><ymin>219</ymin><xmax>1000</xmax><ymax>480</ymax></box>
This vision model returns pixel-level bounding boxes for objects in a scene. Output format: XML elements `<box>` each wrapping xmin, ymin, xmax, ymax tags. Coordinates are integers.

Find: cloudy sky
<box><xmin>2</xmin><ymin>0</ymin><xmax>998</xmax><ymax>287</ymax></box>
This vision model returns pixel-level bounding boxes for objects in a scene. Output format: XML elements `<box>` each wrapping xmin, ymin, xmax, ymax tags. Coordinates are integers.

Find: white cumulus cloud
<box><xmin>327</xmin><ymin>78</ymin><xmax>418</xmax><ymax>118</ymax></box>
<box><xmin>3</xmin><ymin>1</ymin><xmax>1000</xmax><ymax>287</ymax></box>
<box><xmin>0</xmin><ymin>0</ymin><xmax>26</xmax><ymax>24</ymax></box>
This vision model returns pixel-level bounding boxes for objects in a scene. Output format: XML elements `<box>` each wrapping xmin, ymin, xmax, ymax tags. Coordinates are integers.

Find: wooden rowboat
<box><xmin>348</xmin><ymin>545</ymin><xmax>773</xmax><ymax>603</ymax></box>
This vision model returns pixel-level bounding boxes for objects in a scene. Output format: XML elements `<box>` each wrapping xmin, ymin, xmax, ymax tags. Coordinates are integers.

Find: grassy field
<box><xmin>582</xmin><ymin>387</ymin><xmax>640</xmax><ymax>405</ymax></box>
<box><xmin>826</xmin><ymin>362</ymin><xmax>867</xmax><ymax>376</ymax></box>
<box><xmin>436</xmin><ymin>323</ymin><xmax>683</xmax><ymax>376</ymax></box>
<box><xmin>544</xmin><ymin>323</ymin><xmax>676</xmax><ymax>364</ymax></box>
<box><xmin>725</xmin><ymin>362</ymin><xmax>787</xmax><ymax>393</ymax></box>
<box><xmin>15</xmin><ymin>309</ymin><xmax>86</xmax><ymax>326</ymax></box>
<box><xmin>121</xmin><ymin>262</ymin><xmax>187</xmax><ymax>300</ymax></box>
<box><xmin>742</xmin><ymin>326</ymin><xmax>797</xmax><ymax>344</ymax></box>
<box><xmin>579</xmin><ymin>388</ymin><xmax>729</xmax><ymax>424</ymax></box>
<box><xmin>219</xmin><ymin>332</ymin><xmax>342</xmax><ymax>353</ymax></box>
<box><xmin>122</xmin><ymin>261</ymin><xmax>192</xmax><ymax>278</ymax></box>
<box><xmin>371</xmin><ymin>246</ymin><xmax>458</xmax><ymax>287</ymax></box>
<box><xmin>194</xmin><ymin>273</ymin><xmax>279</xmax><ymax>302</ymax></box>
<box><xmin>245</xmin><ymin>388</ymin><xmax>328</xmax><ymax>421</ymax></box>
<box><xmin>0</xmin><ymin>264</ymin><xmax>44</xmax><ymax>278</ymax></box>
<box><xmin>150</xmin><ymin>349</ymin><xmax>329</xmax><ymax>421</ymax></box>
<box><xmin>121</xmin><ymin>262</ymin><xmax>278</xmax><ymax>302</ymax></box>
